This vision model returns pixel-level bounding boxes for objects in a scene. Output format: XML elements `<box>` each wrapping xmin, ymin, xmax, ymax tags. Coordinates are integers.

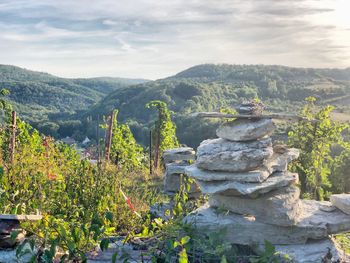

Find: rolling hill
<box><xmin>85</xmin><ymin>64</ymin><xmax>350</xmax><ymax>146</ymax></box>
<box><xmin>0</xmin><ymin>64</ymin><xmax>148</xmax><ymax>134</ymax></box>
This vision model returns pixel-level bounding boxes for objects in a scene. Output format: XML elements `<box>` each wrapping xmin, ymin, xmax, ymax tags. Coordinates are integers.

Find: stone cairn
<box><xmin>184</xmin><ymin>103</ymin><xmax>350</xmax><ymax>263</ymax></box>
<box><xmin>163</xmin><ymin>147</ymin><xmax>200</xmax><ymax>196</ymax></box>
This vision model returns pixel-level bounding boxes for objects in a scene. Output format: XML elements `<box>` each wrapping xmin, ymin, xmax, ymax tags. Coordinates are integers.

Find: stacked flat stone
<box><xmin>184</xmin><ymin>104</ymin><xmax>350</xmax><ymax>262</ymax></box>
<box><xmin>163</xmin><ymin>147</ymin><xmax>200</xmax><ymax>195</ymax></box>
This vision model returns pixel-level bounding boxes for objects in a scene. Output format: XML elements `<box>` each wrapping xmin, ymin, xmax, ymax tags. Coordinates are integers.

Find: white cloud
<box><xmin>0</xmin><ymin>0</ymin><xmax>349</xmax><ymax>79</ymax></box>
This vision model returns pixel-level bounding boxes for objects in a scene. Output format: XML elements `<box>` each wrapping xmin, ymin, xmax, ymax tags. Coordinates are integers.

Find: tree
<box><xmin>109</xmin><ymin>110</ymin><xmax>144</xmax><ymax>171</ymax></box>
<box><xmin>288</xmin><ymin>97</ymin><xmax>348</xmax><ymax>200</ymax></box>
<box><xmin>146</xmin><ymin>100</ymin><xmax>179</xmax><ymax>170</ymax></box>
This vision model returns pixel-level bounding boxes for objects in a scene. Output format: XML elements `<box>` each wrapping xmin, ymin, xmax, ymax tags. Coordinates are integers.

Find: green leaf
<box><xmin>100</xmin><ymin>238</ymin><xmax>109</xmax><ymax>251</ymax></box>
<box><xmin>105</xmin><ymin>211</ymin><xmax>113</xmax><ymax>223</ymax></box>
<box><xmin>180</xmin><ymin>236</ymin><xmax>190</xmax><ymax>245</ymax></box>
<box><xmin>112</xmin><ymin>252</ymin><xmax>119</xmax><ymax>263</ymax></box>
<box><xmin>220</xmin><ymin>255</ymin><xmax>228</xmax><ymax>263</ymax></box>
<box><xmin>178</xmin><ymin>248</ymin><xmax>188</xmax><ymax>263</ymax></box>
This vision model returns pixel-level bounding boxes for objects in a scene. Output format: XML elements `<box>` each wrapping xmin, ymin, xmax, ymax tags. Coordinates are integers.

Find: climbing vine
<box><xmin>146</xmin><ymin>100</ymin><xmax>179</xmax><ymax>170</ymax></box>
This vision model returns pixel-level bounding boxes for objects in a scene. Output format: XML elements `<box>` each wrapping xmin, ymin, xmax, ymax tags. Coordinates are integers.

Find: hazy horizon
<box><xmin>1</xmin><ymin>0</ymin><xmax>349</xmax><ymax>79</ymax></box>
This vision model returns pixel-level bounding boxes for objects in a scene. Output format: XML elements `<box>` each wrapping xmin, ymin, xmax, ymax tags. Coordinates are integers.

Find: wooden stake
<box><xmin>9</xmin><ymin>111</ymin><xmax>16</xmax><ymax>164</ymax></box>
<box><xmin>105</xmin><ymin>111</ymin><xmax>115</xmax><ymax>162</ymax></box>
<box><xmin>149</xmin><ymin>130</ymin><xmax>152</xmax><ymax>176</ymax></box>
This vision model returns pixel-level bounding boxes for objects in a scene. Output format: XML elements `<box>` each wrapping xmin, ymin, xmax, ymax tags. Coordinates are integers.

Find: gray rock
<box><xmin>195</xmin><ymin>172</ymin><xmax>299</xmax><ymax>197</ymax></box>
<box><xmin>0</xmin><ymin>215</ymin><xmax>42</xmax><ymax>221</ymax></box>
<box><xmin>185</xmin><ymin>148</ymin><xmax>299</xmax><ymax>183</ymax></box>
<box><xmin>216</xmin><ymin>118</ymin><xmax>275</xmax><ymax>141</ymax></box>
<box><xmin>0</xmin><ymin>232</ymin><xmax>25</xmax><ymax>249</ymax></box>
<box><xmin>270</xmin><ymin>238</ymin><xmax>347</xmax><ymax>263</ymax></box>
<box><xmin>330</xmin><ymin>194</ymin><xmax>350</xmax><ymax>215</ymax></box>
<box><xmin>184</xmin><ymin>204</ymin><xmax>326</xmax><ymax>245</ymax></box>
<box><xmin>165</xmin><ymin>162</ymin><xmax>187</xmax><ymax>175</ymax></box>
<box><xmin>0</xmin><ymin>220</ymin><xmax>20</xmax><ymax>235</ymax></box>
<box><xmin>163</xmin><ymin>147</ymin><xmax>195</xmax><ymax>163</ymax></box>
<box><xmin>0</xmin><ymin>243</ymin><xmax>36</xmax><ymax>263</ymax></box>
<box><xmin>196</xmin><ymin>138</ymin><xmax>273</xmax><ymax>172</ymax></box>
<box><xmin>209</xmin><ymin>186</ymin><xmax>301</xmax><ymax>226</ymax></box>
<box><xmin>298</xmin><ymin>200</ymin><xmax>350</xmax><ymax>235</ymax></box>
<box><xmin>185</xmin><ymin>200</ymin><xmax>350</xmax><ymax>245</ymax></box>
<box><xmin>164</xmin><ymin>173</ymin><xmax>200</xmax><ymax>194</ymax></box>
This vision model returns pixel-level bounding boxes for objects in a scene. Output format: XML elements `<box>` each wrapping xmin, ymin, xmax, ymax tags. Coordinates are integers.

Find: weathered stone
<box><xmin>164</xmin><ymin>173</ymin><xmax>200</xmax><ymax>194</ymax></box>
<box><xmin>298</xmin><ymin>200</ymin><xmax>350</xmax><ymax>235</ymax></box>
<box><xmin>0</xmin><ymin>219</ymin><xmax>20</xmax><ymax>235</ymax></box>
<box><xmin>165</xmin><ymin>162</ymin><xmax>187</xmax><ymax>175</ymax></box>
<box><xmin>195</xmin><ymin>172</ymin><xmax>298</xmax><ymax>197</ymax></box>
<box><xmin>185</xmin><ymin>148</ymin><xmax>299</xmax><ymax>183</ymax></box>
<box><xmin>196</xmin><ymin>137</ymin><xmax>273</xmax><ymax>172</ymax></box>
<box><xmin>163</xmin><ymin>147</ymin><xmax>195</xmax><ymax>163</ymax></box>
<box><xmin>0</xmin><ymin>232</ymin><xmax>25</xmax><ymax>248</ymax></box>
<box><xmin>237</xmin><ymin>101</ymin><xmax>265</xmax><ymax>115</ymax></box>
<box><xmin>0</xmin><ymin>245</ymin><xmax>34</xmax><ymax>263</ymax></box>
<box><xmin>0</xmin><ymin>214</ymin><xmax>42</xmax><ymax>221</ymax></box>
<box><xmin>184</xmin><ymin>204</ymin><xmax>326</xmax><ymax>245</ymax></box>
<box><xmin>185</xmin><ymin>200</ymin><xmax>350</xmax><ymax>245</ymax></box>
<box><xmin>255</xmin><ymin>238</ymin><xmax>347</xmax><ymax>263</ymax></box>
<box><xmin>330</xmin><ymin>194</ymin><xmax>350</xmax><ymax>215</ymax></box>
<box><xmin>209</xmin><ymin>186</ymin><xmax>301</xmax><ymax>226</ymax></box>
<box><xmin>216</xmin><ymin>118</ymin><xmax>275</xmax><ymax>141</ymax></box>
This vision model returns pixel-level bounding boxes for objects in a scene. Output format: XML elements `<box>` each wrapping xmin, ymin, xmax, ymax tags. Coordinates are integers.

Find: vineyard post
<box><xmin>97</xmin><ymin>115</ymin><xmax>101</xmax><ymax>164</ymax></box>
<box><xmin>9</xmin><ymin>110</ymin><xmax>16</xmax><ymax>164</ymax></box>
<box><xmin>153</xmin><ymin>110</ymin><xmax>161</xmax><ymax>170</ymax></box>
<box><xmin>149</xmin><ymin>130</ymin><xmax>152</xmax><ymax>176</ymax></box>
<box><xmin>105</xmin><ymin>111</ymin><xmax>115</xmax><ymax>162</ymax></box>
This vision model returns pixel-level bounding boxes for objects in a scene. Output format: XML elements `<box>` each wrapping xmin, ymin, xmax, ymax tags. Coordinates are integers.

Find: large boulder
<box><xmin>185</xmin><ymin>148</ymin><xmax>299</xmax><ymax>183</ymax></box>
<box><xmin>330</xmin><ymin>194</ymin><xmax>350</xmax><ymax>215</ymax></box>
<box><xmin>184</xmin><ymin>204</ymin><xmax>325</xmax><ymax>245</ymax></box>
<box><xmin>184</xmin><ymin>200</ymin><xmax>350</xmax><ymax>245</ymax></box>
<box><xmin>216</xmin><ymin>118</ymin><xmax>275</xmax><ymax>141</ymax></box>
<box><xmin>209</xmin><ymin>186</ymin><xmax>301</xmax><ymax>226</ymax></box>
<box><xmin>196</xmin><ymin>137</ymin><xmax>273</xmax><ymax>172</ymax></box>
<box><xmin>195</xmin><ymin>172</ymin><xmax>298</xmax><ymax>197</ymax></box>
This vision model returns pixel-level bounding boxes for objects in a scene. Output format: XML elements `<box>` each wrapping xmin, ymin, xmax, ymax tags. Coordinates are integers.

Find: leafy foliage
<box><xmin>146</xmin><ymin>100</ymin><xmax>179</xmax><ymax>169</ymax></box>
<box><xmin>288</xmin><ymin>97</ymin><xmax>349</xmax><ymax>200</ymax></box>
<box><xmin>108</xmin><ymin>110</ymin><xmax>145</xmax><ymax>171</ymax></box>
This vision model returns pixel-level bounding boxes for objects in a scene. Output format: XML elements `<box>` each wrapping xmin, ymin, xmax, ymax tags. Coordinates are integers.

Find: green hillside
<box><xmin>85</xmin><ymin>64</ymin><xmax>350</xmax><ymax>146</ymax></box>
<box><xmin>0</xmin><ymin>65</ymin><xmax>148</xmax><ymax>135</ymax></box>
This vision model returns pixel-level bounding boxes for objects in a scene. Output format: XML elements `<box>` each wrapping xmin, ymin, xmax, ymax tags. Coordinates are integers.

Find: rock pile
<box><xmin>185</xmin><ymin>105</ymin><xmax>350</xmax><ymax>263</ymax></box>
<box><xmin>163</xmin><ymin>147</ymin><xmax>200</xmax><ymax>196</ymax></box>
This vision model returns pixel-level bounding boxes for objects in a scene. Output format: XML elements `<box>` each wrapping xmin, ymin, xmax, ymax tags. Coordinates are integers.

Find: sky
<box><xmin>0</xmin><ymin>0</ymin><xmax>349</xmax><ymax>79</ymax></box>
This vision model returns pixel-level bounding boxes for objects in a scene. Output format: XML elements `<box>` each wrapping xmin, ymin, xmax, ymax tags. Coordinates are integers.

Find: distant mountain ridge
<box><xmin>0</xmin><ymin>64</ymin><xmax>149</xmax><ymax>124</ymax></box>
<box><xmin>87</xmin><ymin>64</ymin><xmax>350</xmax><ymax>146</ymax></box>
<box><xmin>1</xmin><ymin>63</ymin><xmax>349</xmax><ymax>146</ymax></box>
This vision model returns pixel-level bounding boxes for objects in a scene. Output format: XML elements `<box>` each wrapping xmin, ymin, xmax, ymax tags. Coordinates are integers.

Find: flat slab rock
<box><xmin>163</xmin><ymin>147</ymin><xmax>195</xmax><ymax>163</ymax></box>
<box><xmin>184</xmin><ymin>200</ymin><xmax>350</xmax><ymax>245</ymax></box>
<box><xmin>330</xmin><ymin>194</ymin><xmax>350</xmax><ymax>215</ymax></box>
<box><xmin>216</xmin><ymin>118</ymin><xmax>275</xmax><ymax>141</ymax></box>
<box><xmin>209</xmin><ymin>186</ymin><xmax>301</xmax><ymax>226</ymax></box>
<box><xmin>195</xmin><ymin>171</ymin><xmax>299</xmax><ymax>197</ymax></box>
<box><xmin>255</xmin><ymin>238</ymin><xmax>348</xmax><ymax>263</ymax></box>
<box><xmin>165</xmin><ymin>162</ymin><xmax>188</xmax><ymax>175</ymax></box>
<box><xmin>0</xmin><ymin>214</ymin><xmax>42</xmax><ymax>221</ymax></box>
<box><xmin>196</xmin><ymin>137</ymin><xmax>273</xmax><ymax>172</ymax></box>
<box><xmin>185</xmin><ymin>148</ymin><xmax>299</xmax><ymax>183</ymax></box>
<box><xmin>164</xmin><ymin>173</ymin><xmax>200</xmax><ymax>193</ymax></box>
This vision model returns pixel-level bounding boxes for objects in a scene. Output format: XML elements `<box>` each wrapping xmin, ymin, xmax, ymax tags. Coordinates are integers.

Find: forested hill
<box><xmin>0</xmin><ymin>64</ymin><xmax>148</xmax><ymax>132</ymax></box>
<box><xmin>87</xmin><ymin>64</ymin><xmax>350</xmax><ymax>146</ymax></box>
